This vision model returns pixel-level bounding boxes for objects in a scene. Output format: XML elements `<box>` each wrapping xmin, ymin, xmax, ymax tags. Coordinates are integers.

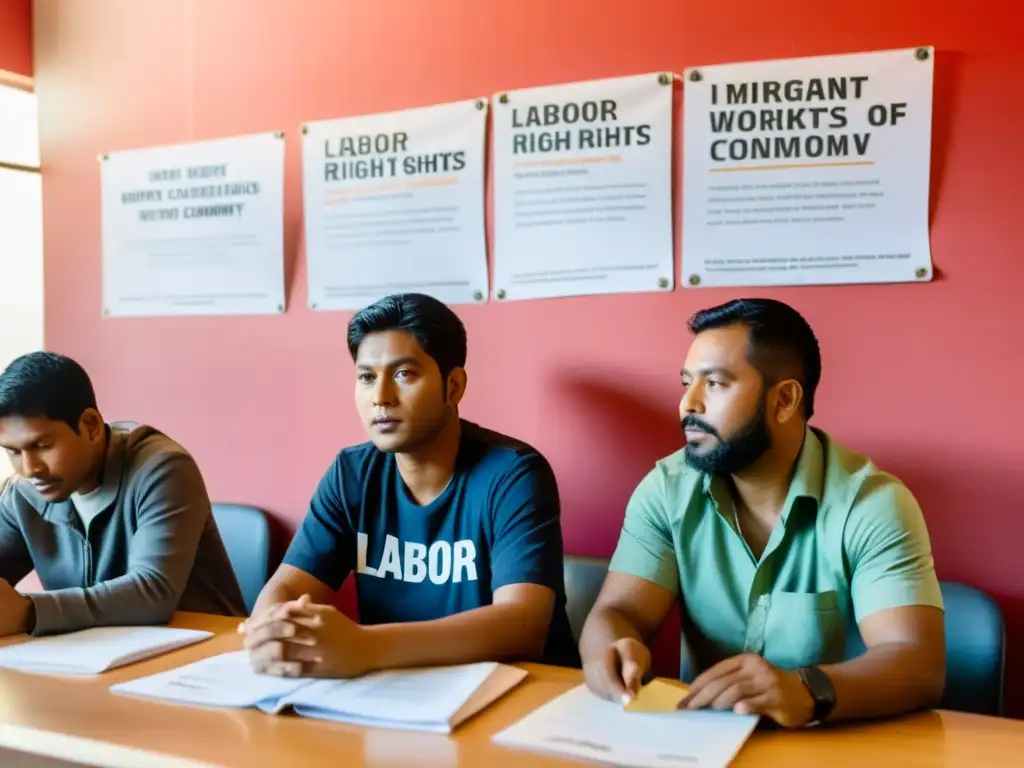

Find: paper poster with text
<box><xmin>682</xmin><ymin>47</ymin><xmax>934</xmax><ymax>288</ymax></box>
<box><xmin>492</xmin><ymin>73</ymin><xmax>674</xmax><ymax>301</ymax></box>
<box><xmin>101</xmin><ymin>133</ymin><xmax>286</xmax><ymax>317</ymax></box>
<box><xmin>303</xmin><ymin>99</ymin><xmax>489</xmax><ymax>310</ymax></box>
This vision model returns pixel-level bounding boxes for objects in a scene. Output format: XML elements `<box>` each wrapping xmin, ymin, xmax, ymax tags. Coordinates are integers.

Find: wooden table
<box><xmin>0</xmin><ymin>612</ymin><xmax>1021</xmax><ymax>767</ymax></box>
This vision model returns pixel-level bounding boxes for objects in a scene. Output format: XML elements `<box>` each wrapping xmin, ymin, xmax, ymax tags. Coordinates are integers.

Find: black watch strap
<box><xmin>798</xmin><ymin>665</ymin><xmax>836</xmax><ymax>725</ymax></box>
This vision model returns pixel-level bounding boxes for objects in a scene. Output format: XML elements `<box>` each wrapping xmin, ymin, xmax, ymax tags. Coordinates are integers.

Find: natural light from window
<box><xmin>0</xmin><ymin>82</ymin><xmax>44</xmax><ymax>480</ymax></box>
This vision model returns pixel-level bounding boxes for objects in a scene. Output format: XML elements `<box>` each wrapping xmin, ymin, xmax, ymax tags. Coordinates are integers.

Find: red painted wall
<box><xmin>0</xmin><ymin>0</ymin><xmax>31</xmax><ymax>77</ymax></box>
<box><xmin>35</xmin><ymin>1</ymin><xmax>1024</xmax><ymax>713</ymax></box>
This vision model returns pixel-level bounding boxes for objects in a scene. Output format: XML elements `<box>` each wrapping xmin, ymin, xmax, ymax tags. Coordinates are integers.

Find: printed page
<box><xmin>0</xmin><ymin>627</ymin><xmax>212</xmax><ymax>675</ymax></box>
<box><xmin>110</xmin><ymin>650</ymin><xmax>310</xmax><ymax>709</ymax></box>
<box><xmin>284</xmin><ymin>662</ymin><xmax>505</xmax><ymax>729</ymax></box>
<box><xmin>494</xmin><ymin>684</ymin><xmax>759</xmax><ymax>768</ymax></box>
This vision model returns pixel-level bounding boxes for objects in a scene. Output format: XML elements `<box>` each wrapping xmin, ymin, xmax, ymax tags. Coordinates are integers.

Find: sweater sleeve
<box><xmin>25</xmin><ymin>454</ymin><xmax>213</xmax><ymax>635</ymax></box>
<box><xmin>0</xmin><ymin>478</ymin><xmax>33</xmax><ymax>586</ymax></box>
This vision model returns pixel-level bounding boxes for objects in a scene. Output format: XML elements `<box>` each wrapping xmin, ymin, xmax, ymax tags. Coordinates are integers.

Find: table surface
<box><xmin>0</xmin><ymin>613</ymin><xmax>1021</xmax><ymax>767</ymax></box>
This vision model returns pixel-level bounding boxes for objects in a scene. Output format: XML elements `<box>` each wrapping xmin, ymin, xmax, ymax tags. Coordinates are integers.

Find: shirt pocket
<box><xmin>763</xmin><ymin>590</ymin><xmax>846</xmax><ymax>669</ymax></box>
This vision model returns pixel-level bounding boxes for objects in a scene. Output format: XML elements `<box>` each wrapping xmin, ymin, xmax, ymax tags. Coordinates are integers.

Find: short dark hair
<box><xmin>0</xmin><ymin>352</ymin><xmax>98</xmax><ymax>432</ymax></box>
<box><xmin>347</xmin><ymin>293</ymin><xmax>467</xmax><ymax>377</ymax></box>
<box><xmin>688</xmin><ymin>298</ymin><xmax>821</xmax><ymax>418</ymax></box>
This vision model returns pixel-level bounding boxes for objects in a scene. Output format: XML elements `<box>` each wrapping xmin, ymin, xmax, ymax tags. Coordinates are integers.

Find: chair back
<box><xmin>211</xmin><ymin>503</ymin><xmax>274</xmax><ymax>613</ymax></box>
<box><xmin>844</xmin><ymin>580</ymin><xmax>1005</xmax><ymax>715</ymax></box>
<box><xmin>936</xmin><ymin>581</ymin><xmax>1005</xmax><ymax>715</ymax></box>
<box><xmin>563</xmin><ymin>555</ymin><xmax>610</xmax><ymax>642</ymax></box>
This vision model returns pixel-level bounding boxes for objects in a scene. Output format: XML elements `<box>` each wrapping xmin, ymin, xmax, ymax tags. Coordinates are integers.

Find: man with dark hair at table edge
<box><xmin>243</xmin><ymin>292</ymin><xmax>579</xmax><ymax>677</ymax></box>
<box><xmin>580</xmin><ymin>298</ymin><xmax>945</xmax><ymax>728</ymax></box>
<box><xmin>0</xmin><ymin>352</ymin><xmax>246</xmax><ymax>636</ymax></box>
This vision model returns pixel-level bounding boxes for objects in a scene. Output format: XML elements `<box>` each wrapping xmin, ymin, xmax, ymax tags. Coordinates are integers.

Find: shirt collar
<box><xmin>87</xmin><ymin>425</ymin><xmax>125</xmax><ymax>512</ymax></box>
<box><xmin>703</xmin><ymin>426</ymin><xmax>824</xmax><ymax>523</ymax></box>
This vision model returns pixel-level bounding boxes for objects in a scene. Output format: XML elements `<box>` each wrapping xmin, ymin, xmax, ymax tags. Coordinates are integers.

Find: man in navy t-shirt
<box><xmin>242</xmin><ymin>293</ymin><xmax>579</xmax><ymax>677</ymax></box>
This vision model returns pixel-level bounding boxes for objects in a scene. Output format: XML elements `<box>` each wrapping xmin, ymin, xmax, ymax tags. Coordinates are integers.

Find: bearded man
<box><xmin>579</xmin><ymin>298</ymin><xmax>945</xmax><ymax>729</ymax></box>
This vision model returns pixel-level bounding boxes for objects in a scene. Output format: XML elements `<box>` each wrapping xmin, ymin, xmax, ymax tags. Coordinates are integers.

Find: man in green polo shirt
<box><xmin>580</xmin><ymin>298</ymin><xmax>945</xmax><ymax>728</ymax></box>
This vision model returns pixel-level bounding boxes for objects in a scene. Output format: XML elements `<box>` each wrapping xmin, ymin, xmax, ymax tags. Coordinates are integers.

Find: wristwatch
<box><xmin>797</xmin><ymin>666</ymin><xmax>836</xmax><ymax>725</ymax></box>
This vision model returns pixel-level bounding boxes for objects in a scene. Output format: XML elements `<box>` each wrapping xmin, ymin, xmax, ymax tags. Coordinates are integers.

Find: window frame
<box><xmin>0</xmin><ymin>71</ymin><xmax>39</xmax><ymax>174</ymax></box>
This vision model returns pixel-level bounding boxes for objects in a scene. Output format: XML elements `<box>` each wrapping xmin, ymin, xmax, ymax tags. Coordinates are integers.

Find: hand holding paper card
<box><xmin>623</xmin><ymin>678</ymin><xmax>692</xmax><ymax>713</ymax></box>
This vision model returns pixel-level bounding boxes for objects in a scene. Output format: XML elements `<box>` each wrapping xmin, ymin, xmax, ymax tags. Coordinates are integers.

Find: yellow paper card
<box><xmin>623</xmin><ymin>678</ymin><xmax>692</xmax><ymax>713</ymax></box>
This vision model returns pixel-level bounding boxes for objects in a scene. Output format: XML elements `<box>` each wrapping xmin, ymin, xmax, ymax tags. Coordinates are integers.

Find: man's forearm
<box><xmin>822</xmin><ymin>642</ymin><xmax>945</xmax><ymax>721</ymax></box>
<box><xmin>367</xmin><ymin>602</ymin><xmax>549</xmax><ymax>670</ymax></box>
<box><xmin>579</xmin><ymin>606</ymin><xmax>644</xmax><ymax>663</ymax></box>
<box><xmin>0</xmin><ymin>510</ymin><xmax>34</xmax><ymax>588</ymax></box>
<box><xmin>251</xmin><ymin>582</ymin><xmax>305</xmax><ymax>619</ymax></box>
<box><xmin>26</xmin><ymin>571</ymin><xmax>179</xmax><ymax>635</ymax></box>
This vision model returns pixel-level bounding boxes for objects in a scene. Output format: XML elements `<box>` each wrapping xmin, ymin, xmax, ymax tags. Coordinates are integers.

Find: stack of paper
<box><xmin>0</xmin><ymin>627</ymin><xmax>213</xmax><ymax>676</ymax></box>
<box><xmin>112</xmin><ymin>650</ymin><xmax>527</xmax><ymax>733</ymax></box>
<box><xmin>494</xmin><ymin>684</ymin><xmax>759</xmax><ymax>768</ymax></box>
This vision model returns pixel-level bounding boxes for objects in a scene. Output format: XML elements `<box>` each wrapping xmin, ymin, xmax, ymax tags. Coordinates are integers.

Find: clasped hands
<box><xmin>584</xmin><ymin>638</ymin><xmax>816</xmax><ymax>728</ymax></box>
<box><xmin>239</xmin><ymin>595</ymin><xmax>376</xmax><ymax>679</ymax></box>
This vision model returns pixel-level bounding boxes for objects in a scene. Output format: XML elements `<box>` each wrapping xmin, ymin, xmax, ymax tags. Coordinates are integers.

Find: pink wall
<box><xmin>0</xmin><ymin>0</ymin><xmax>31</xmax><ymax>77</ymax></box>
<box><xmin>35</xmin><ymin>0</ymin><xmax>1024</xmax><ymax>713</ymax></box>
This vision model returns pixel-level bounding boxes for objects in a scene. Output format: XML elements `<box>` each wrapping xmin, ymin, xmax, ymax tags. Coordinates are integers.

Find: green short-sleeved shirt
<box><xmin>609</xmin><ymin>427</ymin><xmax>943</xmax><ymax>676</ymax></box>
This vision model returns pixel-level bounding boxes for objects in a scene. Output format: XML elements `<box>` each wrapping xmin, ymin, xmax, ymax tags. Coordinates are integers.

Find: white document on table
<box><xmin>111</xmin><ymin>649</ymin><xmax>309</xmax><ymax>708</ymax></box>
<box><xmin>112</xmin><ymin>650</ymin><xmax>527</xmax><ymax>733</ymax></box>
<box><xmin>0</xmin><ymin>627</ymin><xmax>213</xmax><ymax>676</ymax></box>
<box><xmin>493</xmin><ymin>684</ymin><xmax>759</xmax><ymax>768</ymax></box>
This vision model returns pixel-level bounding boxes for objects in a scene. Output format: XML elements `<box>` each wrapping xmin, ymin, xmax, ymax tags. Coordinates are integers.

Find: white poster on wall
<box><xmin>492</xmin><ymin>73</ymin><xmax>675</xmax><ymax>301</ymax></box>
<box><xmin>681</xmin><ymin>47</ymin><xmax>934</xmax><ymax>288</ymax></box>
<box><xmin>101</xmin><ymin>132</ymin><xmax>286</xmax><ymax>317</ymax></box>
<box><xmin>303</xmin><ymin>99</ymin><xmax>489</xmax><ymax>310</ymax></box>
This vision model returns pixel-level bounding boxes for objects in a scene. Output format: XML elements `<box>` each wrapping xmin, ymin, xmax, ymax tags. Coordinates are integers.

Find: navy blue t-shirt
<box><xmin>283</xmin><ymin>420</ymin><xmax>580</xmax><ymax>668</ymax></box>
